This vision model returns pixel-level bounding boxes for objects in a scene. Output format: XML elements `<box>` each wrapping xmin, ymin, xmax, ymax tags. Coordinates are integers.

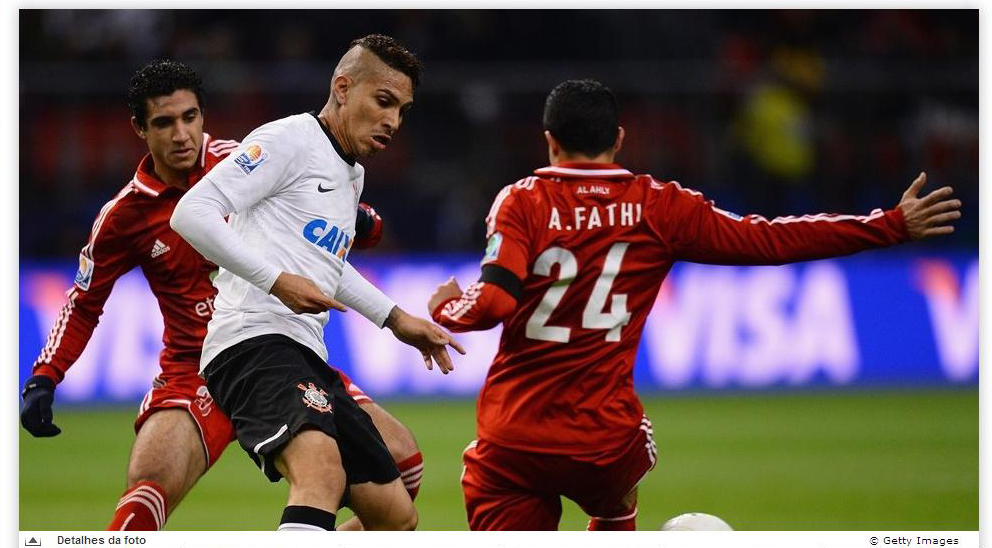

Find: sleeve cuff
<box><xmin>335</xmin><ymin>264</ymin><xmax>397</xmax><ymax>328</ymax></box>
<box><xmin>32</xmin><ymin>366</ymin><xmax>62</xmax><ymax>385</ymax></box>
<box><xmin>256</xmin><ymin>266</ymin><xmax>283</xmax><ymax>295</ymax></box>
<box><xmin>887</xmin><ymin>207</ymin><xmax>911</xmax><ymax>242</ymax></box>
<box><xmin>366</xmin><ymin>295</ymin><xmax>397</xmax><ymax>328</ymax></box>
<box><xmin>431</xmin><ymin>297</ymin><xmax>459</xmax><ymax>322</ymax></box>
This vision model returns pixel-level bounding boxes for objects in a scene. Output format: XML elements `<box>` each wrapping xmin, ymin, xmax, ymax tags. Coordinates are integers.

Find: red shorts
<box><xmin>461</xmin><ymin>415</ymin><xmax>657</xmax><ymax>531</ymax></box>
<box><xmin>336</xmin><ymin>368</ymin><xmax>374</xmax><ymax>405</ymax></box>
<box><xmin>134</xmin><ymin>367</ymin><xmax>372</xmax><ymax>469</ymax></box>
<box><xmin>135</xmin><ymin>372</ymin><xmax>236</xmax><ymax>469</ymax></box>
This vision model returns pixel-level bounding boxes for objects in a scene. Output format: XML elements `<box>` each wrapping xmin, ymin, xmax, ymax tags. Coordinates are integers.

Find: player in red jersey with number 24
<box><xmin>428</xmin><ymin>79</ymin><xmax>961</xmax><ymax>531</ymax></box>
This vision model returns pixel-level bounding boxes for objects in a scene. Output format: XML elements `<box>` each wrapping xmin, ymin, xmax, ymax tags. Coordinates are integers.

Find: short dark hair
<box><xmin>127</xmin><ymin>60</ymin><xmax>205</xmax><ymax>128</ymax></box>
<box><xmin>350</xmin><ymin>34</ymin><xmax>424</xmax><ymax>90</ymax></box>
<box><xmin>543</xmin><ymin>79</ymin><xmax>620</xmax><ymax>157</ymax></box>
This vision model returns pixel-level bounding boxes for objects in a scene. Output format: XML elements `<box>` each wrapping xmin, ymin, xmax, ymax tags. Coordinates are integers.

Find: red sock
<box><xmin>107</xmin><ymin>480</ymin><xmax>168</xmax><ymax>531</ymax></box>
<box><xmin>587</xmin><ymin>507</ymin><xmax>637</xmax><ymax>531</ymax></box>
<box><xmin>397</xmin><ymin>452</ymin><xmax>424</xmax><ymax>501</ymax></box>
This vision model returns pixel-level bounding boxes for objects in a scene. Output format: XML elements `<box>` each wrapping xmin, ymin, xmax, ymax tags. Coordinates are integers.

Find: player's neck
<box><xmin>317</xmin><ymin>105</ymin><xmax>358</xmax><ymax>160</ymax></box>
<box><xmin>552</xmin><ymin>151</ymin><xmax>617</xmax><ymax>166</ymax></box>
<box><xmin>150</xmin><ymin>156</ymin><xmax>190</xmax><ymax>190</ymax></box>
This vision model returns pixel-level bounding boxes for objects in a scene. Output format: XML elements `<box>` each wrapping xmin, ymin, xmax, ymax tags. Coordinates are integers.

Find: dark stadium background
<box><xmin>19</xmin><ymin>9</ymin><xmax>978</xmax><ymax>256</ymax></box>
<box><xmin>18</xmin><ymin>9</ymin><xmax>978</xmax><ymax>531</ymax></box>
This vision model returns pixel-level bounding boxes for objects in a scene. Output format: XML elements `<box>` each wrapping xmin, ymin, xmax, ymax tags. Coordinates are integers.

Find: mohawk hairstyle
<box><xmin>127</xmin><ymin>60</ymin><xmax>205</xmax><ymax>128</ymax></box>
<box><xmin>349</xmin><ymin>34</ymin><xmax>424</xmax><ymax>89</ymax></box>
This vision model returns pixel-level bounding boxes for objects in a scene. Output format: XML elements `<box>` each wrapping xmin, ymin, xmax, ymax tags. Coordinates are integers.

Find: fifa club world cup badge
<box><xmin>234</xmin><ymin>143</ymin><xmax>268</xmax><ymax>175</ymax></box>
<box><xmin>298</xmin><ymin>382</ymin><xmax>332</xmax><ymax>413</ymax></box>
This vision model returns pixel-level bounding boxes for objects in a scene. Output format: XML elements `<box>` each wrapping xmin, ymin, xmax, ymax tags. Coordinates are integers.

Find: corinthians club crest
<box><xmin>298</xmin><ymin>382</ymin><xmax>332</xmax><ymax>414</ymax></box>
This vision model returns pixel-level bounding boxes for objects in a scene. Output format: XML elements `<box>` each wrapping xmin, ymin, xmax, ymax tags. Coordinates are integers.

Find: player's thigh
<box><xmin>275</xmin><ymin>428</ymin><xmax>346</xmax><ymax>487</ymax></box>
<box><xmin>571</xmin><ymin>477</ymin><xmax>642</xmax><ymax>520</ymax></box>
<box><xmin>358</xmin><ymin>401</ymin><xmax>419</xmax><ymax>463</ymax></box>
<box><xmin>347</xmin><ymin>477</ymin><xmax>417</xmax><ymax>531</ymax></box>
<box><xmin>578</xmin><ymin>487</ymin><xmax>639</xmax><ymax>525</ymax></box>
<box><xmin>569</xmin><ymin>428</ymin><xmax>654</xmax><ymax>519</ymax></box>
<box><xmin>620</xmin><ymin>487</ymin><xmax>638</xmax><ymax>510</ymax></box>
<box><xmin>274</xmin><ymin>428</ymin><xmax>347</xmax><ymax>513</ymax></box>
<box><xmin>461</xmin><ymin>441</ymin><xmax>562</xmax><ymax>531</ymax></box>
<box><xmin>463</xmin><ymin>476</ymin><xmax>562</xmax><ymax>531</ymax></box>
<box><xmin>127</xmin><ymin>408</ymin><xmax>206</xmax><ymax>508</ymax></box>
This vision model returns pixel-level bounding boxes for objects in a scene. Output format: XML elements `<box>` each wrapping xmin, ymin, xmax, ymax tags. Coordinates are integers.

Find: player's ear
<box><xmin>130</xmin><ymin>116</ymin><xmax>146</xmax><ymax>140</ymax></box>
<box><xmin>544</xmin><ymin>130</ymin><xmax>560</xmax><ymax>157</ymax></box>
<box><xmin>332</xmin><ymin>75</ymin><xmax>352</xmax><ymax>106</ymax></box>
<box><xmin>613</xmin><ymin>126</ymin><xmax>625</xmax><ymax>154</ymax></box>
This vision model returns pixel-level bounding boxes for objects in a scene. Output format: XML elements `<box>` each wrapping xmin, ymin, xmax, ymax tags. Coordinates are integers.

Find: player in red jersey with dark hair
<box><xmin>428</xmin><ymin>79</ymin><xmax>962</xmax><ymax>531</ymax></box>
<box><xmin>20</xmin><ymin>59</ymin><xmax>423</xmax><ymax>531</ymax></box>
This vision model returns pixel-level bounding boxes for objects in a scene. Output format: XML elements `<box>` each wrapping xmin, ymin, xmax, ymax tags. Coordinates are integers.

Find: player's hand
<box><xmin>384</xmin><ymin>306</ymin><xmax>466</xmax><ymax>374</ymax></box>
<box><xmin>428</xmin><ymin>277</ymin><xmax>463</xmax><ymax>316</ymax></box>
<box><xmin>353</xmin><ymin>203</ymin><xmax>384</xmax><ymax>250</ymax></box>
<box><xmin>269</xmin><ymin>272</ymin><xmax>347</xmax><ymax>314</ymax></box>
<box><xmin>20</xmin><ymin>375</ymin><xmax>61</xmax><ymax>437</ymax></box>
<box><xmin>898</xmin><ymin>172</ymin><xmax>962</xmax><ymax>240</ymax></box>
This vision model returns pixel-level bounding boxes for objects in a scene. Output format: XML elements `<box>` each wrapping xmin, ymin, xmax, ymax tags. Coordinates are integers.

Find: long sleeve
<box><xmin>432</xmin><ymin>282</ymin><xmax>518</xmax><ymax>332</ymax></box>
<box><xmin>172</xmin><ymin>120</ymin><xmax>310</xmax><ymax>293</ymax></box>
<box><xmin>659</xmin><ymin>181</ymin><xmax>910</xmax><ymax>265</ymax></box>
<box><xmin>33</xmin><ymin>203</ymin><xmax>137</xmax><ymax>384</ymax></box>
<box><xmin>171</xmin><ymin>180</ymin><xmax>282</xmax><ymax>293</ymax></box>
<box><xmin>432</xmin><ymin>181</ymin><xmax>530</xmax><ymax>333</ymax></box>
<box><xmin>335</xmin><ymin>262</ymin><xmax>396</xmax><ymax>327</ymax></box>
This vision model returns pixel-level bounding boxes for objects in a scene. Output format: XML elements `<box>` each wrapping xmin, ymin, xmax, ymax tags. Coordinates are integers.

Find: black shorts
<box><xmin>203</xmin><ymin>334</ymin><xmax>399</xmax><ymax>485</ymax></box>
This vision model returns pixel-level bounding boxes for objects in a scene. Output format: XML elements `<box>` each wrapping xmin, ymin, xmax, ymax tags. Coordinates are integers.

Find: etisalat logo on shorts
<box><xmin>298</xmin><ymin>382</ymin><xmax>332</xmax><ymax>413</ymax></box>
<box><xmin>234</xmin><ymin>143</ymin><xmax>268</xmax><ymax>175</ymax></box>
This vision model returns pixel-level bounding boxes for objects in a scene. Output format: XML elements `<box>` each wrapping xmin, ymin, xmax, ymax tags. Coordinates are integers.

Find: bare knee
<box><xmin>386</xmin><ymin>496</ymin><xmax>418</xmax><ymax>531</ymax></box>
<box><xmin>349</xmin><ymin>479</ymin><xmax>418</xmax><ymax>531</ymax></box>
<box><xmin>621</xmin><ymin>487</ymin><xmax>638</xmax><ymax>510</ymax></box>
<box><xmin>362</xmin><ymin>403</ymin><xmax>419</xmax><ymax>462</ymax></box>
<box><xmin>398</xmin><ymin>504</ymin><xmax>418</xmax><ymax>531</ymax></box>
<box><xmin>364</xmin><ymin>499</ymin><xmax>417</xmax><ymax>531</ymax></box>
<box><xmin>126</xmin><ymin>409</ymin><xmax>206</xmax><ymax>508</ymax></box>
<box><xmin>126</xmin><ymin>459</ymin><xmax>176</xmax><ymax>492</ymax></box>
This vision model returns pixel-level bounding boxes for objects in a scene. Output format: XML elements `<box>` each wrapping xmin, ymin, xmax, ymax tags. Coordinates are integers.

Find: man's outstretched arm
<box><xmin>335</xmin><ymin>260</ymin><xmax>465</xmax><ymax>373</ymax></box>
<box><xmin>430</xmin><ymin>180</ymin><xmax>531</xmax><ymax>333</ymax></box>
<box><xmin>663</xmin><ymin>172</ymin><xmax>961</xmax><ymax>265</ymax></box>
<box><xmin>23</xmin><ymin>204</ymin><xmax>139</xmax><ymax>438</ymax></box>
<box><xmin>896</xmin><ymin>172</ymin><xmax>961</xmax><ymax>240</ymax></box>
<box><xmin>429</xmin><ymin>270</ymin><xmax>519</xmax><ymax>333</ymax></box>
<box><xmin>385</xmin><ymin>305</ymin><xmax>466</xmax><ymax>374</ymax></box>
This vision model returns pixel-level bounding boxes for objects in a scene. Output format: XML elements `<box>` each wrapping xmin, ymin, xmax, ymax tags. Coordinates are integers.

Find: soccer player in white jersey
<box><xmin>171</xmin><ymin>35</ymin><xmax>461</xmax><ymax>531</ymax></box>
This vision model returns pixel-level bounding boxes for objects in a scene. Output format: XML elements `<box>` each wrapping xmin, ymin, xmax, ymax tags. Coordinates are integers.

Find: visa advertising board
<box><xmin>18</xmin><ymin>252</ymin><xmax>978</xmax><ymax>403</ymax></box>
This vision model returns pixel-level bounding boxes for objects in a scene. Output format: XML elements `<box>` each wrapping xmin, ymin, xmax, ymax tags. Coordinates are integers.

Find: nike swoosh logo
<box><xmin>317</xmin><ymin>183</ymin><xmax>334</xmax><ymax>193</ymax></box>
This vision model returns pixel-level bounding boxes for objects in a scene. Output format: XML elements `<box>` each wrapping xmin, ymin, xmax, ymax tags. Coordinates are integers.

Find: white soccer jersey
<box><xmin>172</xmin><ymin>112</ymin><xmax>395</xmax><ymax>371</ymax></box>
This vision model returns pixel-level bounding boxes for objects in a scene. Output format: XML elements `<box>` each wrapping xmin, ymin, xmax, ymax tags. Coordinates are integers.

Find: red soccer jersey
<box><xmin>435</xmin><ymin>162</ymin><xmax>909</xmax><ymax>463</ymax></box>
<box><xmin>33</xmin><ymin>134</ymin><xmax>239</xmax><ymax>384</ymax></box>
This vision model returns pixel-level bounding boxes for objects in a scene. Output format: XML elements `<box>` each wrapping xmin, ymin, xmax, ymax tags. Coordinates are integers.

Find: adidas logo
<box><xmin>151</xmin><ymin>239</ymin><xmax>171</xmax><ymax>258</ymax></box>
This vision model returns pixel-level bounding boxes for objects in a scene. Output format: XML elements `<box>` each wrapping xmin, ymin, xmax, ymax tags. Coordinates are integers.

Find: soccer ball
<box><xmin>661</xmin><ymin>512</ymin><xmax>734</xmax><ymax>531</ymax></box>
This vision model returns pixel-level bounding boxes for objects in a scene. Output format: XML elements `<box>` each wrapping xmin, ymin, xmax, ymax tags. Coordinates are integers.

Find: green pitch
<box><xmin>19</xmin><ymin>389</ymin><xmax>977</xmax><ymax>530</ymax></box>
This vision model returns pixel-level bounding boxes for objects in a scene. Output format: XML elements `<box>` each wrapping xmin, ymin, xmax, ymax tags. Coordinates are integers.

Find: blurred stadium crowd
<box><xmin>19</xmin><ymin>10</ymin><xmax>977</xmax><ymax>256</ymax></box>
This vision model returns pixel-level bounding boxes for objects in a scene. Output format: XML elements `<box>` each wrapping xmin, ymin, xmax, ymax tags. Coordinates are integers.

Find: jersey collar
<box><xmin>131</xmin><ymin>133</ymin><xmax>212</xmax><ymax>197</ymax></box>
<box><xmin>309</xmin><ymin>111</ymin><xmax>356</xmax><ymax>166</ymax></box>
<box><xmin>533</xmin><ymin>162</ymin><xmax>635</xmax><ymax>180</ymax></box>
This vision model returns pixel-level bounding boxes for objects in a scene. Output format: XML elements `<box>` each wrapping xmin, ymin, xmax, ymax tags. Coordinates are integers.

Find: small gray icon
<box><xmin>25</xmin><ymin>537</ymin><xmax>41</xmax><ymax>547</ymax></box>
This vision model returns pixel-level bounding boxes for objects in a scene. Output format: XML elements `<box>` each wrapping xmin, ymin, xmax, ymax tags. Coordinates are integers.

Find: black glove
<box><xmin>21</xmin><ymin>375</ymin><xmax>61</xmax><ymax>437</ymax></box>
